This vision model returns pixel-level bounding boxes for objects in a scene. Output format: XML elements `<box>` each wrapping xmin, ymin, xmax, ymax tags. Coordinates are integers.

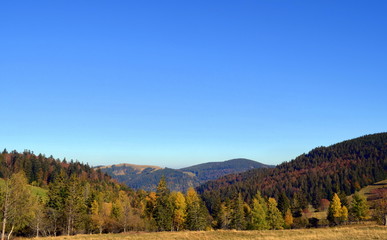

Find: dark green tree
<box><xmin>230</xmin><ymin>193</ymin><xmax>246</xmax><ymax>230</ymax></box>
<box><xmin>277</xmin><ymin>192</ymin><xmax>290</xmax><ymax>216</ymax></box>
<box><xmin>46</xmin><ymin>170</ymin><xmax>68</xmax><ymax>235</ymax></box>
<box><xmin>185</xmin><ymin>187</ymin><xmax>209</xmax><ymax>230</ymax></box>
<box><xmin>154</xmin><ymin>176</ymin><xmax>173</xmax><ymax>231</ymax></box>
<box><xmin>350</xmin><ymin>192</ymin><xmax>369</xmax><ymax>222</ymax></box>
<box><xmin>64</xmin><ymin>175</ymin><xmax>85</xmax><ymax>235</ymax></box>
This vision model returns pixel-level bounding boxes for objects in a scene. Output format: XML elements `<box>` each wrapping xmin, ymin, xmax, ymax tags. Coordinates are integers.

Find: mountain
<box><xmin>198</xmin><ymin>133</ymin><xmax>387</xmax><ymax>210</ymax></box>
<box><xmin>97</xmin><ymin>164</ymin><xmax>200</xmax><ymax>192</ymax></box>
<box><xmin>97</xmin><ymin>158</ymin><xmax>273</xmax><ymax>192</ymax></box>
<box><xmin>181</xmin><ymin>158</ymin><xmax>273</xmax><ymax>182</ymax></box>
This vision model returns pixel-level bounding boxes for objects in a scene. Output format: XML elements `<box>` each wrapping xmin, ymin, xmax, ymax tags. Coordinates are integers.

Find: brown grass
<box><xmin>358</xmin><ymin>179</ymin><xmax>387</xmax><ymax>201</ymax></box>
<box><xmin>17</xmin><ymin>224</ymin><xmax>387</xmax><ymax>240</ymax></box>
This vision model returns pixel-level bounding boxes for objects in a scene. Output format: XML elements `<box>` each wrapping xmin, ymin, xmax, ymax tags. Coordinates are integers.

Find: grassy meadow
<box><xmin>16</xmin><ymin>224</ymin><xmax>386</xmax><ymax>240</ymax></box>
<box><xmin>0</xmin><ymin>177</ymin><xmax>48</xmax><ymax>200</ymax></box>
<box><xmin>358</xmin><ymin>179</ymin><xmax>387</xmax><ymax>200</ymax></box>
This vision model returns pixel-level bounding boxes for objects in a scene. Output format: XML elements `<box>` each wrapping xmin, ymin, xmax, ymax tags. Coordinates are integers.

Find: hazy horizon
<box><xmin>1</xmin><ymin>1</ymin><xmax>386</xmax><ymax>169</ymax></box>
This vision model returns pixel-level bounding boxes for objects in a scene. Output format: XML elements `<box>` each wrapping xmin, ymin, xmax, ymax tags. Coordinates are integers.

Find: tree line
<box><xmin>198</xmin><ymin>133</ymin><xmax>387</xmax><ymax>209</ymax></box>
<box><xmin>1</xmin><ymin>169</ymin><xmax>382</xmax><ymax>239</ymax></box>
<box><xmin>1</xmin><ymin>132</ymin><xmax>387</xmax><ymax>238</ymax></box>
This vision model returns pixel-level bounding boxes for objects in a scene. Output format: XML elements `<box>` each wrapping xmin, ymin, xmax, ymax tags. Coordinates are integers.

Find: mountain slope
<box><xmin>198</xmin><ymin>133</ymin><xmax>387</xmax><ymax>209</ymax></box>
<box><xmin>181</xmin><ymin>158</ymin><xmax>273</xmax><ymax>182</ymax></box>
<box><xmin>97</xmin><ymin>163</ymin><xmax>162</xmax><ymax>183</ymax></box>
<box><xmin>97</xmin><ymin>159</ymin><xmax>272</xmax><ymax>192</ymax></box>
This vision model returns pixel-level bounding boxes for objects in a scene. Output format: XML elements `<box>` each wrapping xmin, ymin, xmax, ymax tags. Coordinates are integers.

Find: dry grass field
<box><xmin>17</xmin><ymin>224</ymin><xmax>387</xmax><ymax>240</ymax></box>
<box><xmin>358</xmin><ymin>179</ymin><xmax>387</xmax><ymax>201</ymax></box>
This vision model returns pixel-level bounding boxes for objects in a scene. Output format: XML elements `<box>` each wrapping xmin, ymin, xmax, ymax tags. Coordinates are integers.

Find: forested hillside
<box><xmin>0</xmin><ymin>149</ymin><xmax>112</xmax><ymax>186</ymax></box>
<box><xmin>181</xmin><ymin>158</ymin><xmax>272</xmax><ymax>183</ymax></box>
<box><xmin>198</xmin><ymin>133</ymin><xmax>387</xmax><ymax>211</ymax></box>
<box><xmin>98</xmin><ymin>158</ymin><xmax>271</xmax><ymax>192</ymax></box>
<box><xmin>1</xmin><ymin>133</ymin><xmax>386</xmax><ymax>238</ymax></box>
<box><xmin>0</xmin><ymin>150</ymin><xmax>141</xmax><ymax>238</ymax></box>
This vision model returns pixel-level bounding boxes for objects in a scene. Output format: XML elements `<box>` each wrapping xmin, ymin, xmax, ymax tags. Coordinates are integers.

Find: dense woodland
<box><xmin>199</xmin><ymin>133</ymin><xmax>387</xmax><ymax>210</ymax></box>
<box><xmin>0</xmin><ymin>133</ymin><xmax>386</xmax><ymax>238</ymax></box>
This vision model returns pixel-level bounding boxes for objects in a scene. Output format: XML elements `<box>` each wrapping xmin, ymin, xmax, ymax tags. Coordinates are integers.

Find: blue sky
<box><xmin>1</xmin><ymin>1</ymin><xmax>386</xmax><ymax>168</ymax></box>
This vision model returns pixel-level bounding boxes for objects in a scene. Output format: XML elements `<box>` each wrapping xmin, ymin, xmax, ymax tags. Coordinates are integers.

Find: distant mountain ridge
<box><xmin>181</xmin><ymin>158</ymin><xmax>272</xmax><ymax>182</ymax></box>
<box><xmin>97</xmin><ymin>158</ymin><xmax>273</xmax><ymax>192</ymax></box>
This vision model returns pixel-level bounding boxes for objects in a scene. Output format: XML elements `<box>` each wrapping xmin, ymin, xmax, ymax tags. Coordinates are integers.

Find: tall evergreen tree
<box><xmin>154</xmin><ymin>176</ymin><xmax>173</xmax><ymax>231</ymax></box>
<box><xmin>230</xmin><ymin>193</ymin><xmax>246</xmax><ymax>230</ymax></box>
<box><xmin>185</xmin><ymin>187</ymin><xmax>208</xmax><ymax>230</ymax></box>
<box><xmin>350</xmin><ymin>192</ymin><xmax>369</xmax><ymax>222</ymax></box>
<box><xmin>65</xmin><ymin>175</ymin><xmax>85</xmax><ymax>235</ymax></box>
<box><xmin>277</xmin><ymin>192</ymin><xmax>290</xmax><ymax>216</ymax></box>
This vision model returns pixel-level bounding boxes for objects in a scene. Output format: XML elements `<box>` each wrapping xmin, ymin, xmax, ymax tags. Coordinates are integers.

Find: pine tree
<box><xmin>266</xmin><ymin>198</ymin><xmax>284</xmax><ymax>230</ymax></box>
<box><xmin>154</xmin><ymin>176</ymin><xmax>173</xmax><ymax>231</ymax></box>
<box><xmin>47</xmin><ymin>170</ymin><xmax>68</xmax><ymax>213</ymax></box>
<box><xmin>277</xmin><ymin>192</ymin><xmax>290</xmax><ymax>216</ymax></box>
<box><xmin>65</xmin><ymin>175</ymin><xmax>85</xmax><ymax>235</ymax></box>
<box><xmin>350</xmin><ymin>192</ymin><xmax>369</xmax><ymax>222</ymax></box>
<box><xmin>250</xmin><ymin>192</ymin><xmax>268</xmax><ymax>230</ymax></box>
<box><xmin>217</xmin><ymin>202</ymin><xmax>231</xmax><ymax>229</ymax></box>
<box><xmin>185</xmin><ymin>187</ymin><xmax>208</xmax><ymax>230</ymax></box>
<box><xmin>230</xmin><ymin>193</ymin><xmax>246</xmax><ymax>230</ymax></box>
<box><xmin>144</xmin><ymin>191</ymin><xmax>157</xmax><ymax>231</ymax></box>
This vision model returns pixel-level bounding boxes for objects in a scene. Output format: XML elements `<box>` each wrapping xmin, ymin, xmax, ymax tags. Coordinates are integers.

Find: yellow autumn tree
<box><xmin>170</xmin><ymin>192</ymin><xmax>186</xmax><ymax>231</ymax></box>
<box><xmin>117</xmin><ymin>191</ymin><xmax>133</xmax><ymax>232</ymax></box>
<box><xmin>266</xmin><ymin>198</ymin><xmax>284</xmax><ymax>230</ymax></box>
<box><xmin>284</xmin><ymin>208</ymin><xmax>294</xmax><ymax>228</ymax></box>
<box><xmin>0</xmin><ymin>172</ymin><xmax>35</xmax><ymax>240</ymax></box>
<box><xmin>340</xmin><ymin>206</ymin><xmax>348</xmax><ymax>222</ymax></box>
<box><xmin>328</xmin><ymin>193</ymin><xmax>347</xmax><ymax>225</ymax></box>
<box><xmin>90</xmin><ymin>200</ymin><xmax>103</xmax><ymax>234</ymax></box>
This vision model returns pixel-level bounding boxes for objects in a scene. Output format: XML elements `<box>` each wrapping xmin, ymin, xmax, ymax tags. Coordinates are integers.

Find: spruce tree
<box><xmin>350</xmin><ymin>192</ymin><xmax>369</xmax><ymax>222</ymax></box>
<box><xmin>277</xmin><ymin>192</ymin><xmax>290</xmax><ymax>216</ymax></box>
<box><xmin>230</xmin><ymin>193</ymin><xmax>246</xmax><ymax>230</ymax></box>
<box><xmin>185</xmin><ymin>187</ymin><xmax>208</xmax><ymax>230</ymax></box>
<box><xmin>154</xmin><ymin>176</ymin><xmax>173</xmax><ymax>231</ymax></box>
<box><xmin>65</xmin><ymin>175</ymin><xmax>85</xmax><ymax>235</ymax></box>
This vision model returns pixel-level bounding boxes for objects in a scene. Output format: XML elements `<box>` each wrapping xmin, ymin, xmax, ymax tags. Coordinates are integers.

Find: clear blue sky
<box><xmin>1</xmin><ymin>1</ymin><xmax>386</xmax><ymax>168</ymax></box>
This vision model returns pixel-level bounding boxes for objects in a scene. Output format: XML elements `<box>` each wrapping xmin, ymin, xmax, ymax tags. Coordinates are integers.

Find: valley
<box><xmin>96</xmin><ymin>158</ymin><xmax>272</xmax><ymax>192</ymax></box>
